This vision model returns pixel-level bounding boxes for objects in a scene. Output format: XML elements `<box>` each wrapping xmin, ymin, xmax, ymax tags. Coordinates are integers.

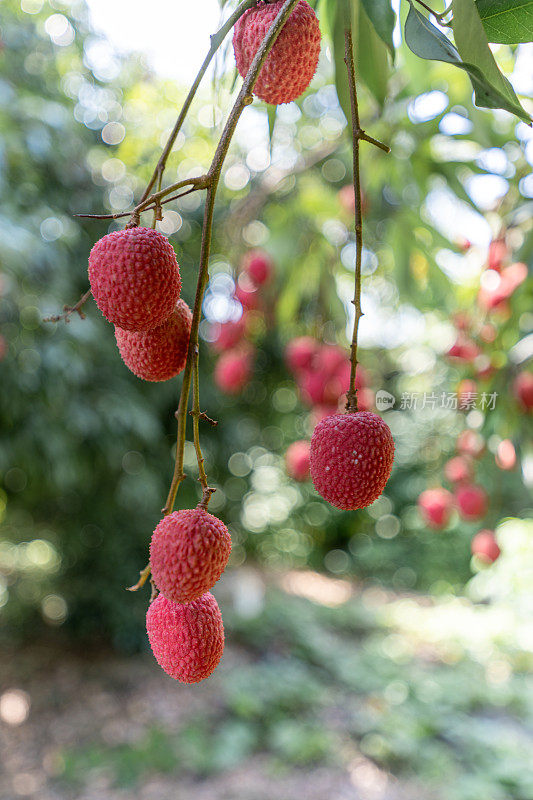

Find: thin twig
<box><xmin>191</xmin><ymin>345</ymin><xmax>210</xmax><ymax>492</ymax></box>
<box><xmin>137</xmin><ymin>0</ymin><xmax>259</xmax><ymax>207</ymax></box>
<box><xmin>126</xmin><ymin>562</ymin><xmax>151</xmax><ymax>592</ymax></box>
<box><xmin>43</xmin><ymin>289</ymin><xmax>92</xmax><ymax>324</ymax></box>
<box><xmin>163</xmin><ymin>0</ymin><xmax>300</xmax><ymax>515</ymax></box>
<box><xmin>343</xmin><ymin>27</ymin><xmax>389</xmax><ymax>413</ymax></box>
<box><xmin>413</xmin><ymin>0</ymin><xmax>451</xmax><ymax>23</ymax></box>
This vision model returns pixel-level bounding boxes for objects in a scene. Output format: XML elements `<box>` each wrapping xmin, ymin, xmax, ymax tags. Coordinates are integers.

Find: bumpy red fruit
<box><xmin>310</xmin><ymin>412</ymin><xmax>394</xmax><ymax>510</ymax></box>
<box><xmin>150</xmin><ymin>508</ymin><xmax>231</xmax><ymax>604</ymax></box>
<box><xmin>286</xmin><ymin>440</ymin><xmax>311</xmax><ymax>482</ymax></box>
<box><xmin>146</xmin><ymin>592</ymin><xmax>224</xmax><ymax>683</ymax></box>
<box><xmin>115</xmin><ymin>299</ymin><xmax>191</xmax><ymax>382</ymax></box>
<box><xmin>233</xmin><ymin>0</ymin><xmax>321</xmax><ymax>105</ymax></box>
<box><xmin>88</xmin><ymin>227</ymin><xmax>181</xmax><ymax>331</ymax></box>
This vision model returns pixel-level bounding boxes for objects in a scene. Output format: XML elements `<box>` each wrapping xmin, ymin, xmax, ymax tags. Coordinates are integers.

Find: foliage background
<box><xmin>0</xmin><ymin>1</ymin><xmax>532</xmax><ymax>797</ymax></box>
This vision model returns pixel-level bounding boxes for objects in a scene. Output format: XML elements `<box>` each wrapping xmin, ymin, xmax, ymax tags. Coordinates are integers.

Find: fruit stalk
<box><xmin>343</xmin><ymin>26</ymin><xmax>390</xmax><ymax>413</ymax></box>
<box><xmin>163</xmin><ymin>0</ymin><xmax>301</xmax><ymax>515</ymax></box>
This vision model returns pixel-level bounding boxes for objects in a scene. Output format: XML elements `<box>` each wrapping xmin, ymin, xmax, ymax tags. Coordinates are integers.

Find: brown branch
<box><xmin>163</xmin><ymin>0</ymin><xmax>300</xmax><ymax>515</ymax></box>
<box><xmin>343</xmin><ymin>27</ymin><xmax>389</xmax><ymax>413</ymax></box>
<box><xmin>126</xmin><ymin>563</ymin><xmax>151</xmax><ymax>592</ymax></box>
<box><xmin>43</xmin><ymin>289</ymin><xmax>92</xmax><ymax>324</ymax></box>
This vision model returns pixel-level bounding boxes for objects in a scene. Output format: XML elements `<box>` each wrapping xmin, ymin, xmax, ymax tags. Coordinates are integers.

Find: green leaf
<box><xmin>452</xmin><ymin>0</ymin><xmax>531</xmax><ymax>121</ymax></box>
<box><xmin>360</xmin><ymin>0</ymin><xmax>396</xmax><ymax>60</ymax></box>
<box><xmin>321</xmin><ymin>0</ymin><xmax>390</xmax><ymax>114</ymax></box>
<box><xmin>476</xmin><ymin>0</ymin><xmax>533</xmax><ymax>44</ymax></box>
<box><xmin>404</xmin><ymin>1</ymin><xmax>531</xmax><ymax>123</ymax></box>
<box><xmin>353</xmin><ymin>1</ymin><xmax>390</xmax><ymax>106</ymax></box>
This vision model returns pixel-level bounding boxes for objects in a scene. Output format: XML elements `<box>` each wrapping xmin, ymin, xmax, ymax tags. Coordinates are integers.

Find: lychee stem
<box><xmin>343</xmin><ymin>26</ymin><xmax>390</xmax><ymax>414</ymax></box>
<box><xmin>163</xmin><ymin>0</ymin><xmax>301</xmax><ymax>516</ymax></box>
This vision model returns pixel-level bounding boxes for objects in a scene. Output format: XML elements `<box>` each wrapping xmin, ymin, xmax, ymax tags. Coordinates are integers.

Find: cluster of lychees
<box><xmin>210</xmin><ymin>250</ymin><xmax>274</xmax><ymax>395</ymax></box>
<box><xmin>88</xmin><ymin>227</ymin><xmax>192</xmax><ymax>382</ymax></box>
<box><xmin>417</xmin><ymin>235</ymin><xmax>532</xmax><ymax>565</ymax></box>
<box><xmin>283</xmin><ymin>338</ymin><xmax>395</xmax><ymax>510</ymax></box>
<box><xmin>146</xmin><ymin>507</ymin><xmax>231</xmax><ymax>683</ymax></box>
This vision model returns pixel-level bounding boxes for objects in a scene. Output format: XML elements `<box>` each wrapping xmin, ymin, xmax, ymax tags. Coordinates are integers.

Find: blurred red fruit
<box><xmin>475</xmin><ymin>356</ymin><xmax>495</xmax><ymax>381</ymax></box>
<box><xmin>478</xmin><ymin>263</ymin><xmax>527</xmax><ymax>311</ymax></box>
<box><xmin>446</xmin><ymin>335</ymin><xmax>480</xmax><ymax>363</ymax></box>
<box><xmin>214</xmin><ymin>349</ymin><xmax>253</xmax><ymax>394</ymax></box>
<box><xmin>444</xmin><ymin>456</ymin><xmax>473</xmax><ymax>485</ymax></box>
<box><xmin>452</xmin><ymin>311</ymin><xmax>471</xmax><ymax>331</ymax></box>
<box><xmin>471</xmin><ymin>530</ymin><xmax>500</xmax><ymax>563</ymax></box>
<box><xmin>418</xmin><ymin>488</ymin><xmax>453</xmax><ymax>529</ymax></box>
<box><xmin>455</xmin><ymin>485</ymin><xmax>488</xmax><ymax>521</ymax></box>
<box><xmin>480</xmin><ymin>323</ymin><xmax>497</xmax><ymax>344</ymax></box>
<box><xmin>457</xmin><ymin>379</ymin><xmax>478</xmax><ymax>409</ymax></box>
<box><xmin>241</xmin><ymin>250</ymin><xmax>273</xmax><ymax>286</ymax></box>
<box><xmin>285</xmin><ymin>336</ymin><xmax>319</xmax><ymax>373</ymax></box>
<box><xmin>487</xmin><ymin>239</ymin><xmax>507</xmax><ymax>272</ymax></box>
<box><xmin>235</xmin><ymin>275</ymin><xmax>261</xmax><ymax>310</ymax></box>
<box><xmin>513</xmin><ymin>371</ymin><xmax>533</xmax><ymax>411</ymax></box>
<box><xmin>211</xmin><ymin>318</ymin><xmax>246</xmax><ymax>352</ymax></box>
<box><xmin>495</xmin><ymin>439</ymin><xmax>516</xmax><ymax>470</ymax></box>
<box><xmin>456</xmin><ymin>430</ymin><xmax>485</xmax><ymax>459</ymax></box>
<box><xmin>285</xmin><ymin>440</ymin><xmax>311</xmax><ymax>482</ymax></box>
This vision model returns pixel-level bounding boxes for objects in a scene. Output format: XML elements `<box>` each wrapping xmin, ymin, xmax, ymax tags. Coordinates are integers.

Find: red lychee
<box><xmin>285</xmin><ymin>336</ymin><xmax>319</xmax><ymax>373</ymax></box>
<box><xmin>233</xmin><ymin>0</ymin><xmax>321</xmax><ymax>106</ymax></box>
<box><xmin>310</xmin><ymin>412</ymin><xmax>394</xmax><ymax>510</ymax></box>
<box><xmin>471</xmin><ymin>529</ymin><xmax>500</xmax><ymax>563</ymax></box>
<box><xmin>446</xmin><ymin>335</ymin><xmax>480</xmax><ymax>363</ymax></box>
<box><xmin>478</xmin><ymin>262</ymin><xmax>527</xmax><ymax>311</ymax></box>
<box><xmin>235</xmin><ymin>277</ymin><xmax>261</xmax><ymax>311</ymax></box>
<box><xmin>418</xmin><ymin>488</ymin><xmax>453</xmax><ymax>530</ymax></box>
<box><xmin>88</xmin><ymin>227</ymin><xmax>181</xmax><ymax>331</ymax></box>
<box><xmin>115</xmin><ymin>299</ymin><xmax>191</xmax><ymax>382</ymax></box>
<box><xmin>214</xmin><ymin>348</ymin><xmax>253</xmax><ymax>394</ymax></box>
<box><xmin>286</xmin><ymin>440</ymin><xmax>311</xmax><ymax>482</ymax></box>
<box><xmin>444</xmin><ymin>456</ymin><xmax>473</xmax><ymax>485</ymax></box>
<box><xmin>513</xmin><ymin>371</ymin><xmax>533</xmax><ymax>412</ymax></box>
<box><xmin>241</xmin><ymin>250</ymin><xmax>273</xmax><ymax>286</ymax></box>
<box><xmin>146</xmin><ymin>592</ymin><xmax>224</xmax><ymax>683</ymax></box>
<box><xmin>487</xmin><ymin>239</ymin><xmax>507</xmax><ymax>271</ymax></box>
<box><xmin>455</xmin><ymin>485</ymin><xmax>488</xmax><ymax>521</ymax></box>
<box><xmin>150</xmin><ymin>508</ymin><xmax>231</xmax><ymax>604</ymax></box>
<box><xmin>211</xmin><ymin>317</ymin><xmax>247</xmax><ymax>352</ymax></box>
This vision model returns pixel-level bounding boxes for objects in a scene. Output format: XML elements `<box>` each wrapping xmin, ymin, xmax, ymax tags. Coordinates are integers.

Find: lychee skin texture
<box><xmin>150</xmin><ymin>508</ymin><xmax>231</xmax><ymax>604</ymax></box>
<box><xmin>88</xmin><ymin>227</ymin><xmax>181</xmax><ymax>331</ymax></box>
<box><xmin>418</xmin><ymin>488</ymin><xmax>453</xmax><ymax>529</ymax></box>
<box><xmin>115</xmin><ymin>299</ymin><xmax>192</xmax><ymax>382</ymax></box>
<box><xmin>233</xmin><ymin>0</ymin><xmax>321</xmax><ymax>105</ymax></box>
<box><xmin>310</xmin><ymin>412</ymin><xmax>394</xmax><ymax>510</ymax></box>
<box><xmin>455</xmin><ymin>485</ymin><xmax>488</xmax><ymax>521</ymax></box>
<box><xmin>286</xmin><ymin>440</ymin><xmax>311</xmax><ymax>482</ymax></box>
<box><xmin>146</xmin><ymin>592</ymin><xmax>224</xmax><ymax>683</ymax></box>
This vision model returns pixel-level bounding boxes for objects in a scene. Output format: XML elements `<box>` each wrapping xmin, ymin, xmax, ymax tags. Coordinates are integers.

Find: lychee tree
<box><xmin>41</xmin><ymin>0</ymin><xmax>532</xmax><ymax>681</ymax></box>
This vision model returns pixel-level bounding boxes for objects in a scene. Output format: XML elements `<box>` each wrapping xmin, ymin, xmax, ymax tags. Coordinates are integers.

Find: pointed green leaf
<box><xmin>476</xmin><ymin>0</ymin><xmax>533</xmax><ymax>44</ymax></box>
<box><xmin>360</xmin><ymin>0</ymin><xmax>396</xmax><ymax>60</ymax></box>
<box><xmin>352</xmin><ymin>0</ymin><xmax>390</xmax><ymax>107</ymax></box>
<box><xmin>452</xmin><ymin>0</ymin><xmax>531</xmax><ymax>121</ymax></box>
<box><xmin>404</xmin><ymin>1</ymin><xmax>531</xmax><ymax>123</ymax></box>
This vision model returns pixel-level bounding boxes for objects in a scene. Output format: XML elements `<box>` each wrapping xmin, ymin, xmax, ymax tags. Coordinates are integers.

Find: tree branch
<box><xmin>43</xmin><ymin>289</ymin><xmax>92</xmax><ymax>324</ymax></box>
<box><xmin>343</xmin><ymin>27</ymin><xmax>389</xmax><ymax>413</ymax></box>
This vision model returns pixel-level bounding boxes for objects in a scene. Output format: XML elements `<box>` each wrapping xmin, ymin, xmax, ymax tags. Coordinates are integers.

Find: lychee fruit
<box><xmin>285</xmin><ymin>336</ymin><xmax>319</xmax><ymax>373</ymax></box>
<box><xmin>235</xmin><ymin>277</ymin><xmax>261</xmax><ymax>311</ymax></box>
<box><xmin>456</xmin><ymin>430</ymin><xmax>485</xmax><ymax>459</ymax></box>
<box><xmin>211</xmin><ymin>318</ymin><xmax>247</xmax><ymax>352</ymax></box>
<box><xmin>241</xmin><ymin>250</ymin><xmax>273</xmax><ymax>286</ymax></box>
<box><xmin>457</xmin><ymin>379</ymin><xmax>478</xmax><ymax>409</ymax></box>
<box><xmin>454</xmin><ymin>485</ymin><xmax>488</xmax><ymax>521</ymax></box>
<box><xmin>446</xmin><ymin>335</ymin><xmax>480</xmax><ymax>363</ymax></box>
<box><xmin>115</xmin><ymin>299</ymin><xmax>192</xmax><ymax>382</ymax></box>
<box><xmin>444</xmin><ymin>456</ymin><xmax>473</xmax><ymax>485</ymax></box>
<box><xmin>495</xmin><ymin>438</ymin><xmax>516</xmax><ymax>471</ymax></box>
<box><xmin>150</xmin><ymin>508</ymin><xmax>231</xmax><ymax>604</ymax></box>
<box><xmin>471</xmin><ymin>529</ymin><xmax>500</xmax><ymax>563</ymax></box>
<box><xmin>487</xmin><ymin>239</ymin><xmax>507</xmax><ymax>271</ymax></box>
<box><xmin>88</xmin><ymin>227</ymin><xmax>181</xmax><ymax>331</ymax></box>
<box><xmin>233</xmin><ymin>0</ymin><xmax>321</xmax><ymax>106</ymax></box>
<box><xmin>214</xmin><ymin>348</ymin><xmax>253</xmax><ymax>394</ymax></box>
<box><xmin>286</xmin><ymin>440</ymin><xmax>311</xmax><ymax>482</ymax></box>
<box><xmin>310</xmin><ymin>411</ymin><xmax>394</xmax><ymax>510</ymax></box>
<box><xmin>513</xmin><ymin>371</ymin><xmax>533</xmax><ymax>411</ymax></box>
<box><xmin>418</xmin><ymin>488</ymin><xmax>453</xmax><ymax>530</ymax></box>
<box><xmin>146</xmin><ymin>592</ymin><xmax>224</xmax><ymax>683</ymax></box>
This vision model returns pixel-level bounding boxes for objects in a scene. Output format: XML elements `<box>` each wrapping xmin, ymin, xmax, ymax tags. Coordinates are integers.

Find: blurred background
<box><xmin>1</xmin><ymin>0</ymin><xmax>533</xmax><ymax>798</ymax></box>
